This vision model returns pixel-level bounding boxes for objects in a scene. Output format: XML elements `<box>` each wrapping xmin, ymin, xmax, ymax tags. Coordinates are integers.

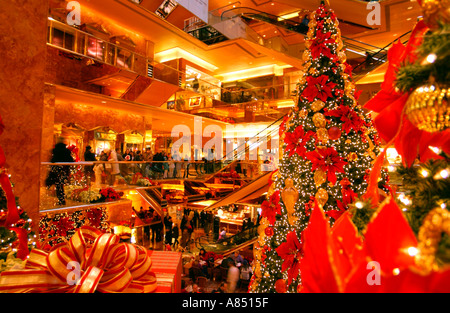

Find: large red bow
<box><xmin>365</xmin><ymin>20</ymin><xmax>450</xmax><ymax>168</ymax></box>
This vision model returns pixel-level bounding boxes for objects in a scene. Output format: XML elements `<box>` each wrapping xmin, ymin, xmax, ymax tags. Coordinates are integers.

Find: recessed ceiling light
<box><xmin>407</xmin><ymin>6</ymin><xmax>413</xmax><ymax>9</ymax></box>
<box><xmin>406</xmin><ymin>17</ymin><xmax>412</xmax><ymax>21</ymax></box>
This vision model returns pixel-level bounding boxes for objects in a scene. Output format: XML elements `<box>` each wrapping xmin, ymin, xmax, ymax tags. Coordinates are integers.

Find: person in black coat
<box><xmin>83</xmin><ymin>146</ymin><xmax>96</xmax><ymax>184</ymax></box>
<box><xmin>48</xmin><ymin>141</ymin><xmax>74</xmax><ymax>205</ymax></box>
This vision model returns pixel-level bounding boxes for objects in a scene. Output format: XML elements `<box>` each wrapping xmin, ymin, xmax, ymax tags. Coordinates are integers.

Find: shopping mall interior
<box><xmin>1</xmin><ymin>0</ymin><xmax>448</xmax><ymax>294</ymax></box>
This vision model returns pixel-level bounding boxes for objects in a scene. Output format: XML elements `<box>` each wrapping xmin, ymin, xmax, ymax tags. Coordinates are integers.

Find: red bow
<box><xmin>365</xmin><ymin>20</ymin><xmax>450</xmax><ymax>168</ymax></box>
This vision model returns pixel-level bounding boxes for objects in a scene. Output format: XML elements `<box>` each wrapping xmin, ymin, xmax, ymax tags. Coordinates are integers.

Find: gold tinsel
<box><xmin>415</xmin><ymin>206</ymin><xmax>450</xmax><ymax>273</ymax></box>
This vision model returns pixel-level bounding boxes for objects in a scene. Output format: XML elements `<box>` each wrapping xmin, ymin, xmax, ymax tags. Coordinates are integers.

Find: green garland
<box><xmin>395</xmin><ymin>24</ymin><xmax>450</xmax><ymax>92</ymax></box>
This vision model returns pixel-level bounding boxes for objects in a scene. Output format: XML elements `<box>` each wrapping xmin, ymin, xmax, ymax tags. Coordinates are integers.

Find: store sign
<box><xmin>175</xmin><ymin>0</ymin><xmax>208</xmax><ymax>23</ymax></box>
<box><xmin>95</xmin><ymin>132</ymin><xmax>116</xmax><ymax>141</ymax></box>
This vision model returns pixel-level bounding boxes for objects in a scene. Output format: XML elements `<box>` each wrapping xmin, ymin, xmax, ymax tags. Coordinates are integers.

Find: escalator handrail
<box><xmin>352</xmin><ymin>30</ymin><xmax>412</xmax><ymax>72</ymax></box>
<box><xmin>220</xmin><ymin>6</ymin><xmax>301</xmax><ymax>27</ymax></box>
<box><xmin>219</xmin><ymin>114</ymin><xmax>285</xmax><ymax>162</ymax></box>
<box><xmin>195</xmin><ymin>224</ymin><xmax>260</xmax><ymax>252</ymax></box>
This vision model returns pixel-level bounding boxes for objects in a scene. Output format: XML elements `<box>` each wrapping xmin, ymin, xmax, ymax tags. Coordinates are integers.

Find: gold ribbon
<box><xmin>0</xmin><ymin>226</ymin><xmax>157</xmax><ymax>293</ymax></box>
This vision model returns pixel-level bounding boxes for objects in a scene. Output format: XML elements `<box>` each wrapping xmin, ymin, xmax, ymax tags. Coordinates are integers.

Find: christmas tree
<box><xmin>250</xmin><ymin>2</ymin><xmax>389</xmax><ymax>293</ymax></box>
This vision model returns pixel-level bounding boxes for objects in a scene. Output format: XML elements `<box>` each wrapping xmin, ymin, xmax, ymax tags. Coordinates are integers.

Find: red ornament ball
<box><xmin>265</xmin><ymin>226</ymin><xmax>274</xmax><ymax>237</ymax></box>
<box><xmin>275</xmin><ymin>279</ymin><xmax>287</xmax><ymax>293</ymax></box>
<box><xmin>328</xmin><ymin>126</ymin><xmax>341</xmax><ymax>140</ymax></box>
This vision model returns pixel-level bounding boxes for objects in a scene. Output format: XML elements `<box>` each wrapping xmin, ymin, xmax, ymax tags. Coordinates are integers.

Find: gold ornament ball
<box><xmin>317</xmin><ymin>128</ymin><xmax>329</xmax><ymax>142</ymax></box>
<box><xmin>421</xmin><ymin>0</ymin><xmax>450</xmax><ymax>29</ymax></box>
<box><xmin>405</xmin><ymin>84</ymin><xmax>449</xmax><ymax>133</ymax></box>
<box><xmin>314</xmin><ymin>169</ymin><xmax>327</xmax><ymax>186</ymax></box>
<box><xmin>313</xmin><ymin>113</ymin><xmax>327</xmax><ymax>128</ymax></box>
<box><xmin>347</xmin><ymin>152</ymin><xmax>358</xmax><ymax>161</ymax></box>
<box><xmin>338</xmin><ymin>51</ymin><xmax>347</xmax><ymax>63</ymax></box>
<box><xmin>311</xmin><ymin>99</ymin><xmax>325</xmax><ymax>112</ymax></box>
<box><xmin>315</xmin><ymin>188</ymin><xmax>329</xmax><ymax>206</ymax></box>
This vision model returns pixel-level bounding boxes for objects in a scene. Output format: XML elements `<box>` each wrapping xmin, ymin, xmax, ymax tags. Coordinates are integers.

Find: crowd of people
<box><xmin>182</xmin><ymin>249</ymin><xmax>254</xmax><ymax>293</ymax></box>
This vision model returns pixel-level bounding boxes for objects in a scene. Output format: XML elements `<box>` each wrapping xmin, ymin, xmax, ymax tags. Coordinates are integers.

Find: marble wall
<box><xmin>0</xmin><ymin>0</ymin><xmax>49</xmax><ymax>232</ymax></box>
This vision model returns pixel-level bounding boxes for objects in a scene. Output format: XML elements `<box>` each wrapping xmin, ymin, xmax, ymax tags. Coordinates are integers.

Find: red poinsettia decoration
<box><xmin>261</xmin><ymin>190</ymin><xmax>282</xmax><ymax>225</ymax></box>
<box><xmin>306</xmin><ymin>147</ymin><xmax>348</xmax><ymax>185</ymax></box>
<box><xmin>85</xmin><ymin>208</ymin><xmax>104</xmax><ymax>229</ymax></box>
<box><xmin>309</xmin><ymin>30</ymin><xmax>335</xmax><ymax>59</ymax></box>
<box><xmin>299</xmin><ymin>196</ymin><xmax>450</xmax><ymax>293</ymax></box>
<box><xmin>54</xmin><ymin>216</ymin><xmax>75</xmax><ymax>237</ymax></box>
<box><xmin>327</xmin><ymin>186</ymin><xmax>357</xmax><ymax>220</ymax></box>
<box><xmin>284</xmin><ymin>125</ymin><xmax>315</xmax><ymax>158</ymax></box>
<box><xmin>325</xmin><ymin>105</ymin><xmax>365</xmax><ymax>134</ymax></box>
<box><xmin>301</xmin><ymin>75</ymin><xmax>336</xmax><ymax>102</ymax></box>
<box><xmin>275</xmin><ymin>231</ymin><xmax>303</xmax><ymax>285</ymax></box>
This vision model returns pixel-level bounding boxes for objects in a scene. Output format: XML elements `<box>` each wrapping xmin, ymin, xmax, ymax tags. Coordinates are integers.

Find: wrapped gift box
<box><xmin>148</xmin><ymin>250</ymin><xmax>182</xmax><ymax>293</ymax></box>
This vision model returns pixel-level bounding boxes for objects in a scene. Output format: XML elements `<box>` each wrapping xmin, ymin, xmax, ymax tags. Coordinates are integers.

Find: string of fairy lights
<box><xmin>250</xmin><ymin>3</ymin><xmax>388</xmax><ymax>293</ymax></box>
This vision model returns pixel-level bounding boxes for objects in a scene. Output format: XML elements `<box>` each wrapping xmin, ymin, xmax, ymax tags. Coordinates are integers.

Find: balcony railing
<box><xmin>40</xmin><ymin>158</ymin><xmax>274</xmax><ymax>211</ymax></box>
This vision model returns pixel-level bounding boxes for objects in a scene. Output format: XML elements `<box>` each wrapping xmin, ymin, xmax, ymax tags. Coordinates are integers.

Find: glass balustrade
<box><xmin>39</xmin><ymin>158</ymin><xmax>275</xmax><ymax>211</ymax></box>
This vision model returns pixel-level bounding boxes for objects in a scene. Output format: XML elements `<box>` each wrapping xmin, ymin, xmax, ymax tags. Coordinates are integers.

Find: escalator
<box><xmin>196</xmin><ymin>114</ymin><xmax>284</xmax><ymax>184</ymax></box>
<box><xmin>136</xmin><ymin>186</ymin><xmax>168</xmax><ymax>217</ymax></box>
<box><xmin>352</xmin><ymin>30</ymin><xmax>411</xmax><ymax>82</ymax></box>
<box><xmin>220</xmin><ymin>6</ymin><xmax>309</xmax><ymax>35</ymax></box>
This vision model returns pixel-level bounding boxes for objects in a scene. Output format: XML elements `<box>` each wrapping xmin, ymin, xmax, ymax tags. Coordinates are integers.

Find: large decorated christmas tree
<box><xmin>250</xmin><ymin>1</ymin><xmax>389</xmax><ymax>293</ymax></box>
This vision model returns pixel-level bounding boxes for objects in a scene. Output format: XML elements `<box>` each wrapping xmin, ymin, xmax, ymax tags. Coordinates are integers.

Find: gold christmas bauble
<box><xmin>317</xmin><ymin>128</ymin><xmax>329</xmax><ymax>142</ymax></box>
<box><xmin>421</xmin><ymin>0</ymin><xmax>450</xmax><ymax>29</ymax></box>
<box><xmin>311</xmin><ymin>99</ymin><xmax>325</xmax><ymax>112</ymax></box>
<box><xmin>313</xmin><ymin>113</ymin><xmax>327</xmax><ymax>128</ymax></box>
<box><xmin>314</xmin><ymin>169</ymin><xmax>327</xmax><ymax>186</ymax></box>
<box><xmin>299</xmin><ymin>109</ymin><xmax>308</xmax><ymax>119</ymax></box>
<box><xmin>305</xmin><ymin>39</ymin><xmax>312</xmax><ymax>48</ymax></box>
<box><xmin>315</xmin><ymin>188</ymin><xmax>329</xmax><ymax>206</ymax></box>
<box><xmin>347</xmin><ymin>152</ymin><xmax>358</xmax><ymax>161</ymax></box>
<box><xmin>405</xmin><ymin>84</ymin><xmax>449</xmax><ymax>133</ymax></box>
<box><xmin>338</xmin><ymin>51</ymin><xmax>347</xmax><ymax>63</ymax></box>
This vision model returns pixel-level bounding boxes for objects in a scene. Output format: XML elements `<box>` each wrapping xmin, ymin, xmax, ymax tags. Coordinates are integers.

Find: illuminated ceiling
<box><xmin>76</xmin><ymin>0</ymin><xmax>423</xmax><ymax>79</ymax></box>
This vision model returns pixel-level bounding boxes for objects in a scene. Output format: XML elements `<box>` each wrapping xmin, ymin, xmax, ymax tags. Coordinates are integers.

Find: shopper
<box><xmin>108</xmin><ymin>148</ymin><xmax>120</xmax><ymax>186</ymax></box>
<box><xmin>172</xmin><ymin>223</ymin><xmax>179</xmax><ymax>249</ymax></box>
<box><xmin>168</xmin><ymin>154</ymin><xmax>175</xmax><ymax>178</ymax></box>
<box><xmin>212</xmin><ymin>281</ymin><xmax>228</xmax><ymax>293</ymax></box>
<box><xmin>83</xmin><ymin>145</ymin><xmax>96</xmax><ymax>184</ymax></box>
<box><xmin>47</xmin><ymin>140</ymin><xmax>74</xmax><ymax>206</ymax></box>
<box><xmin>116</xmin><ymin>148</ymin><xmax>128</xmax><ymax>178</ymax></box>
<box><xmin>198</xmin><ymin>248</ymin><xmax>209</xmax><ymax>278</ymax></box>
<box><xmin>164</xmin><ymin>214</ymin><xmax>173</xmax><ymax>245</ymax></box>
<box><xmin>227</xmin><ymin>259</ymin><xmax>240</xmax><ymax>293</ymax></box>
<box><xmin>231</xmin><ymin>250</ymin><xmax>244</xmax><ymax>267</ymax></box>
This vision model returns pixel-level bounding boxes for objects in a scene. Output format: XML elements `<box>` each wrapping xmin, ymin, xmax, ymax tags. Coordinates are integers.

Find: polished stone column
<box><xmin>0</xmin><ymin>0</ymin><xmax>49</xmax><ymax>232</ymax></box>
